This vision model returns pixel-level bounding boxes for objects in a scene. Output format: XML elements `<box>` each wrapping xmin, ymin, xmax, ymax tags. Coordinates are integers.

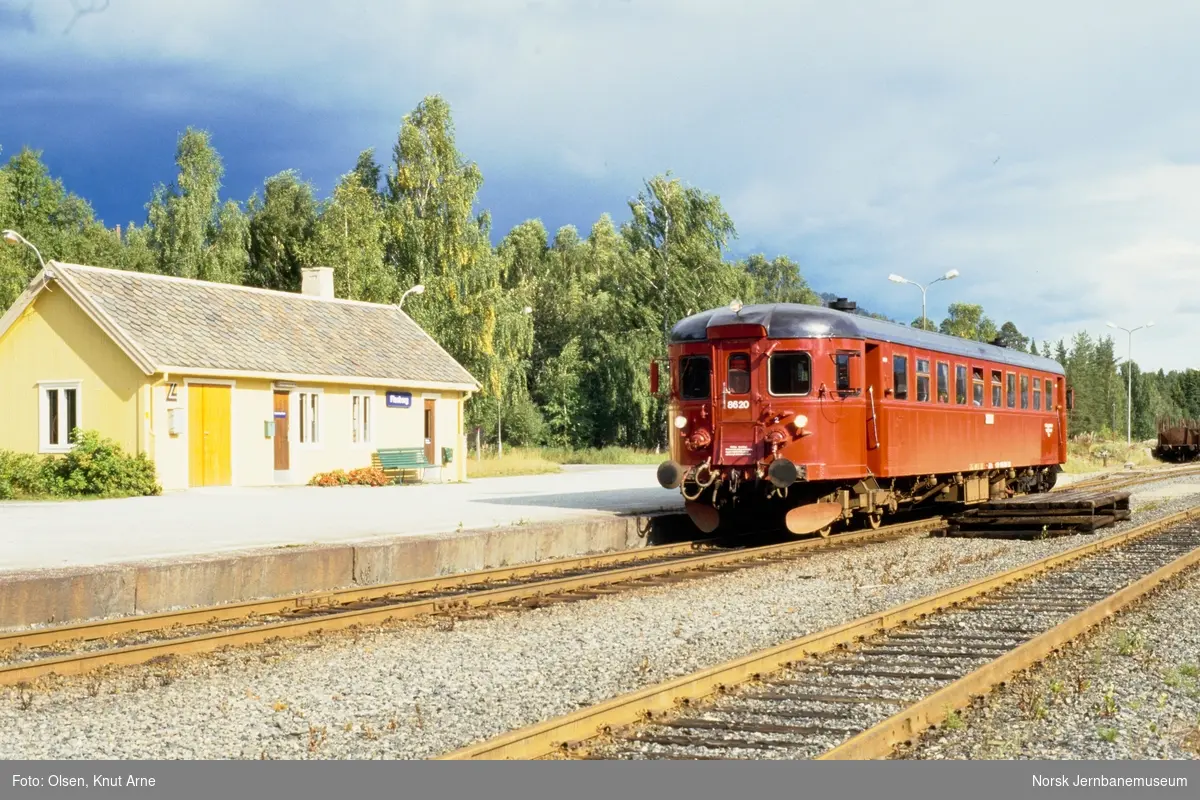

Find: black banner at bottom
<box><xmin>3</xmin><ymin>760</ymin><xmax>1196</xmax><ymax>800</ymax></box>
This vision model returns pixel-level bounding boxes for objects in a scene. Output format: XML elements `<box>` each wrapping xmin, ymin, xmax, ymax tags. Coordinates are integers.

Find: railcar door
<box><xmin>864</xmin><ymin>344</ymin><xmax>884</xmax><ymax>474</ymax></box>
<box><xmin>713</xmin><ymin>342</ymin><xmax>759</xmax><ymax>466</ymax></box>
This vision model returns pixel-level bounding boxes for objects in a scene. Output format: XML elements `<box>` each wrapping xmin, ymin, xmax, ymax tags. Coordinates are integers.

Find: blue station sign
<box><xmin>386</xmin><ymin>391</ymin><xmax>413</xmax><ymax>409</ymax></box>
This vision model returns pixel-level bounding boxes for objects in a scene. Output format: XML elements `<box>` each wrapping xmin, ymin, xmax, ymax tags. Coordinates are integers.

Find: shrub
<box><xmin>0</xmin><ymin>450</ymin><xmax>57</xmax><ymax>497</ymax></box>
<box><xmin>49</xmin><ymin>429</ymin><xmax>161</xmax><ymax>497</ymax></box>
<box><xmin>0</xmin><ymin>430</ymin><xmax>161</xmax><ymax>499</ymax></box>
<box><xmin>309</xmin><ymin>467</ymin><xmax>394</xmax><ymax>487</ymax></box>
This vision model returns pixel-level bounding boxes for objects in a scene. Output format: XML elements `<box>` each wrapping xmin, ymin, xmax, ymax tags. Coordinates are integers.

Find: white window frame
<box><xmin>295</xmin><ymin>388</ymin><xmax>324</xmax><ymax>448</ymax></box>
<box><xmin>350</xmin><ymin>391</ymin><xmax>374</xmax><ymax>446</ymax></box>
<box><xmin>38</xmin><ymin>380</ymin><xmax>82</xmax><ymax>454</ymax></box>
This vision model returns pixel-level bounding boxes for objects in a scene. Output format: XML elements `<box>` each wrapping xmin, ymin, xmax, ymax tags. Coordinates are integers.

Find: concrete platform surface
<box><xmin>0</xmin><ymin>465</ymin><xmax>682</xmax><ymax>574</ymax></box>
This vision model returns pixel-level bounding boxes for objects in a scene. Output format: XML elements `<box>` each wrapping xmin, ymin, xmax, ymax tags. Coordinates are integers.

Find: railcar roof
<box><xmin>670</xmin><ymin>303</ymin><xmax>1066</xmax><ymax>375</ymax></box>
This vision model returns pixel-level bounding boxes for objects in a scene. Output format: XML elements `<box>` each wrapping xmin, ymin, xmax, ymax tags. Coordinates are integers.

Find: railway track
<box><xmin>0</xmin><ymin>516</ymin><xmax>941</xmax><ymax>687</ymax></box>
<box><xmin>3</xmin><ymin>465</ymin><xmax>1195</xmax><ymax>690</ymax></box>
<box><xmin>440</xmin><ymin>504</ymin><xmax>1200</xmax><ymax>760</ymax></box>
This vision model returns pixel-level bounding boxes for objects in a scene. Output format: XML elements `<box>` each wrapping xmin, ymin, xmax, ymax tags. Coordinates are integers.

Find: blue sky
<box><xmin>2</xmin><ymin>0</ymin><xmax>1199</xmax><ymax>370</ymax></box>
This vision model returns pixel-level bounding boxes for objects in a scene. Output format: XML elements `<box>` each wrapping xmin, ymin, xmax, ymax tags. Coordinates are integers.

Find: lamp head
<box><xmin>887</xmin><ymin>274</ymin><xmax>905</xmax><ymax>284</ymax></box>
<box><xmin>729</xmin><ymin>299</ymin><xmax>743</xmax><ymax>314</ymax></box>
<box><xmin>943</xmin><ymin>269</ymin><xmax>960</xmax><ymax>280</ymax></box>
<box><xmin>1145</xmin><ymin>321</ymin><xmax>1155</xmax><ymax>328</ymax></box>
<box><xmin>522</xmin><ymin>306</ymin><xmax>533</xmax><ymax>314</ymax></box>
<box><xmin>1106</xmin><ymin>322</ymin><xmax>1117</xmax><ymax>329</ymax></box>
<box><xmin>411</xmin><ymin>284</ymin><xmax>425</xmax><ymax>295</ymax></box>
<box><xmin>2</xmin><ymin>230</ymin><xmax>21</xmax><ymax>245</ymax></box>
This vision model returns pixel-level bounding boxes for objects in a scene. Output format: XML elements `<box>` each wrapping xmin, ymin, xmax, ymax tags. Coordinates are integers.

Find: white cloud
<box><xmin>5</xmin><ymin>0</ymin><xmax>1200</xmax><ymax>369</ymax></box>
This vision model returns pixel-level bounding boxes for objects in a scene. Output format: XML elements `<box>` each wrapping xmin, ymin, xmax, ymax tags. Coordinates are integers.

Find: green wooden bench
<box><xmin>372</xmin><ymin>447</ymin><xmax>435</xmax><ymax>483</ymax></box>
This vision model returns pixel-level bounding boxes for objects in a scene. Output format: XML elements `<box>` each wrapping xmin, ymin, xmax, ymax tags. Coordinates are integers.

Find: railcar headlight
<box><xmin>794</xmin><ymin>414</ymin><xmax>808</xmax><ymax>429</ymax></box>
<box><xmin>674</xmin><ymin>415</ymin><xmax>689</xmax><ymax>430</ymax></box>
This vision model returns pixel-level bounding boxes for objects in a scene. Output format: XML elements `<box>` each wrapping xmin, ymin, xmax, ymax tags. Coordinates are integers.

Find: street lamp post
<box><xmin>1106</xmin><ymin>321</ymin><xmax>1154</xmax><ymax>447</ymax></box>
<box><xmin>497</xmin><ymin>306</ymin><xmax>533</xmax><ymax>458</ymax></box>
<box><xmin>887</xmin><ymin>269</ymin><xmax>960</xmax><ymax>331</ymax></box>
<box><xmin>398</xmin><ymin>283</ymin><xmax>425</xmax><ymax>309</ymax></box>
<box><xmin>2</xmin><ymin>229</ymin><xmax>49</xmax><ymax>272</ymax></box>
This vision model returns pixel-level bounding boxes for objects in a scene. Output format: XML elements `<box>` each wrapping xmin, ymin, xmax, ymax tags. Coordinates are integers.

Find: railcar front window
<box><xmin>727</xmin><ymin>353</ymin><xmax>751</xmax><ymax>394</ymax></box>
<box><xmin>892</xmin><ymin>355</ymin><xmax>908</xmax><ymax>400</ymax></box>
<box><xmin>1007</xmin><ymin>373</ymin><xmax>1016</xmax><ymax>408</ymax></box>
<box><xmin>768</xmin><ymin>352</ymin><xmax>812</xmax><ymax>396</ymax></box>
<box><xmin>972</xmin><ymin>367</ymin><xmax>984</xmax><ymax>406</ymax></box>
<box><xmin>679</xmin><ymin>356</ymin><xmax>711</xmax><ymax>400</ymax></box>
<box><xmin>917</xmin><ymin>359</ymin><xmax>931</xmax><ymax>402</ymax></box>
<box><xmin>936</xmin><ymin>362</ymin><xmax>950</xmax><ymax>403</ymax></box>
<box><xmin>1033</xmin><ymin>378</ymin><xmax>1042</xmax><ymax>410</ymax></box>
<box><xmin>955</xmin><ymin>365</ymin><xmax>967</xmax><ymax>405</ymax></box>
<box><xmin>991</xmin><ymin>370</ymin><xmax>1002</xmax><ymax>407</ymax></box>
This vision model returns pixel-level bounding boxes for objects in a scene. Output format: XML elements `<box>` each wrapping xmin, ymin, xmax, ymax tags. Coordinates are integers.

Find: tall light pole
<box><xmin>2</xmin><ymin>229</ymin><xmax>49</xmax><ymax>272</ymax></box>
<box><xmin>497</xmin><ymin>306</ymin><xmax>533</xmax><ymax>458</ymax></box>
<box><xmin>1106</xmin><ymin>321</ymin><xmax>1154</xmax><ymax>446</ymax></box>
<box><xmin>398</xmin><ymin>283</ymin><xmax>425</xmax><ymax>309</ymax></box>
<box><xmin>888</xmin><ymin>269</ymin><xmax>960</xmax><ymax>331</ymax></box>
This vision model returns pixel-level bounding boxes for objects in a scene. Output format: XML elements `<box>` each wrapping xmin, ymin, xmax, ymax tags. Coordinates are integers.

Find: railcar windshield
<box><xmin>727</xmin><ymin>353</ymin><xmax>751</xmax><ymax>394</ymax></box>
<box><xmin>679</xmin><ymin>356</ymin><xmax>711</xmax><ymax>400</ymax></box>
<box><xmin>769</xmin><ymin>352</ymin><xmax>812</xmax><ymax>395</ymax></box>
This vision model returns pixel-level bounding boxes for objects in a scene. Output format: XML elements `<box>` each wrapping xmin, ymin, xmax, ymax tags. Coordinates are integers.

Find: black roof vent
<box><xmin>991</xmin><ymin>337</ymin><xmax>1006</xmax><ymax>348</ymax></box>
<box><xmin>828</xmin><ymin>297</ymin><xmax>857</xmax><ymax>313</ymax></box>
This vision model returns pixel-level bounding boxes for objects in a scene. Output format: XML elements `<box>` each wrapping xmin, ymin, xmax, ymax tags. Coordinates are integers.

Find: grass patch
<box><xmin>466</xmin><ymin>448</ymin><xmax>562</xmax><ymax>479</ymax></box>
<box><xmin>465</xmin><ymin>446</ymin><xmax>662</xmax><ymax>478</ymax></box>
<box><xmin>1062</xmin><ymin>434</ymin><xmax>1160</xmax><ymax>475</ymax></box>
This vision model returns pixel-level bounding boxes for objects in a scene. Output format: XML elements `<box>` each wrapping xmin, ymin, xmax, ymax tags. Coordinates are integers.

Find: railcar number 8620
<box><xmin>725</xmin><ymin>399</ymin><xmax>750</xmax><ymax>410</ymax></box>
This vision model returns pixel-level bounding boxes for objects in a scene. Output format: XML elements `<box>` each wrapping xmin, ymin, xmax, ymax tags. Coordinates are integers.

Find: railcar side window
<box><xmin>768</xmin><ymin>352</ymin><xmax>812</xmax><ymax>396</ymax></box>
<box><xmin>991</xmin><ymin>370</ymin><xmax>1002</xmax><ymax>407</ymax></box>
<box><xmin>727</xmin><ymin>353</ymin><xmax>751</xmax><ymax>394</ymax></box>
<box><xmin>955</xmin><ymin>365</ymin><xmax>967</xmax><ymax>405</ymax></box>
<box><xmin>679</xmin><ymin>356</ymin><xmax>711</xmax><ymax>400</ymax></box>
<box><xmin>936</xmin><ymin>362</ymin><xmax>950</xmax><ymax>403</ymax></box>
<box><xmin>972</xmin><ymin>367</ymin><xmax>984</xmax><ymax>406</ymax></box>
<box><xmin>916</xmin><ymin>359</ymin><xmax>931</xmax><ymax>402</ymax></box>
<box><xmin>1006</xmin><ymin>372</ymin><xmax>1016</xmax><ymax>408</ymax></box>
<box><xmin>1046</xmin><ymin>378</ymin><xmax>1055</xmax><ymax>410</ymax></box>
<box><xmin>835</xmin><ymin>353</ymin><xmax>853</xmax><ymax>393</ymax></box>
<box><xmin>892</xmin><ymin>355</ymin><xmax>908</xmax><ymax>400</ymax></box>
<box><xmin>1033</xmin><ymin>378</ymin><xmax>1042</xmax><ymax>410</ymax></box>
<box><xmin>1020</xmin><ymin>375</ymin><xmax>1029</xmax><ymax>409</ymax></box>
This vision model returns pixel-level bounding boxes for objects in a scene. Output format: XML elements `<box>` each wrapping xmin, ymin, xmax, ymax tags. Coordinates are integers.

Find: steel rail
<box><xmin>438</xmin><ymin>503</ymin><xmax>1200</xmax><ymax>760</ymax></box>
<box><xmin>0</xmin><ymin>519</ymin><xmax>943</xmax><ymax>687</ymax></box>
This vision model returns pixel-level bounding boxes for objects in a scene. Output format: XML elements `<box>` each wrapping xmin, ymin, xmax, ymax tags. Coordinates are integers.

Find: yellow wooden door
<box><xmin>188</xmin><ymin>384</ymin><xmax>232</xmax><ymax>487</ymax></box>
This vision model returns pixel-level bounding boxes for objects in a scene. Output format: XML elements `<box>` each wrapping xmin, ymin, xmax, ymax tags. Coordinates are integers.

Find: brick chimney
<box><xmin>300</xmin><ymin>267</ymin><xmax>335</xmax><ymax>299</ymax></box>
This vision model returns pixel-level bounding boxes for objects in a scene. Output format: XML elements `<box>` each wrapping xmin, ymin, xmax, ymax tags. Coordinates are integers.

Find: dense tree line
<box><xmin>1</xmin><ymin>96</ymin><xmax>1195</xmax><ymax>447</ymax></box>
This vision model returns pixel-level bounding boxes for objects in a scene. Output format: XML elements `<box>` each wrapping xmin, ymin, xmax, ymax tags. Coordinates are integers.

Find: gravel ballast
<box><xmin>2</xmin><ymin>475</ymin><xmax>1199</xmax><ymax>760</ymax></box>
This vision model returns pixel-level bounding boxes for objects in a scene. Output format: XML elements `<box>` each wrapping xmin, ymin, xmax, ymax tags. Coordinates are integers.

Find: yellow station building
<box><xmin>0</xmin><ymin>263</ymin><xmax>478</xmax><ymax>490</ymax></box>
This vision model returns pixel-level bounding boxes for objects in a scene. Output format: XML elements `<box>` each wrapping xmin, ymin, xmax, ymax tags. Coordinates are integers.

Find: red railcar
<box><xmin>653</xmin><ymin>300</ymin><xmax>1070</xmax><ymax>535</ymax></box>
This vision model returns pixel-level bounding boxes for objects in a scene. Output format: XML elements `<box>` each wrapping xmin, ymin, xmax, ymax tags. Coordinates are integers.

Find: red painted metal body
<box><xmin>660</xmin><ymin>303</ymin><xmax>1068</xmax><ymax>533</ymax></box>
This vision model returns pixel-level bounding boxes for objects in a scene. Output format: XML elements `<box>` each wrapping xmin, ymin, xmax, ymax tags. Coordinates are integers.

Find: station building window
<box><xmin>298</xmin><ymin>390</ymin><xmax>322</xmax><ymax>444</ymax></box>
<box><xmin>1006</xmin><ymin>373</ymin><xmax>1016</xmax><ymax>408</ymax></box>
<box><xmin>39</xmin><ymin>380</ymin><xmax>80</xmax><ymax>453</ymax></box>
<box><xmin>1033</xmin><ymin>378</ymin><xmax>1042</xmax><ymax>411</ymax></box>
<box><xmin>727</xmin><ymin>353</ymin><xmax>751</xmax><ymax>394</ymax></box>
<box><xmin>892</xmin><ymin>355</ymin><xmax>908</xmax><ymax>400</ymax></box>
<box><xmin>916</xmin><ymin>359</ymin><xmax>931</xmax><ymax>402</ymax></box>
<box><xmin>1020</xmin><ymin>375</ymin><xmax>1029</xmax><ymax>409</ymax></box>
<box><xmin>768</xmin><ymin>352</ymin><xmax>811</xmax><ymax>396</ymax></box>
<box><xmin>972</xmin><ymin>367</ymin><xmax>985</xmax><ymax>406</ymax></box>
<box><xmin>955</xmin><ymin>365</ymin><xmax>967</xmax><ymax>405</ymax></box>
<box><xmin>936</xmin><ymin>362</ymin><xmax>950</xmax><ymax>403</ymax></box>
<box><xmin>679</xmin><ymin>356</ymin><xmax>711</xmax><ymax>400</ymax></box>
<box><xmin>991</xmin><ymin>370</ymin><xmax>1002</xmax><ymax>407</ymax></box>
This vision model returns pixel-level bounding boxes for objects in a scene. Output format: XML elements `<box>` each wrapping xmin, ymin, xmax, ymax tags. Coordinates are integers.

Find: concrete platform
<box><xmin>0</xmin><ymin>466</ymin><xmax>687</xmax><ymax>630</ymax></box>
